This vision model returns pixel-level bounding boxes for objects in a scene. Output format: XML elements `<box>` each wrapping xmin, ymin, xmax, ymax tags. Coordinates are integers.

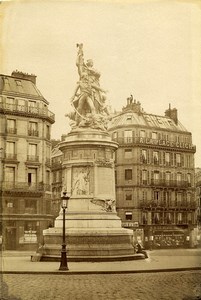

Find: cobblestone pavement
<box><xmin>1</xmin><ymin>271</ymin><xmax>201</xmax><ymax>300</ymax></box>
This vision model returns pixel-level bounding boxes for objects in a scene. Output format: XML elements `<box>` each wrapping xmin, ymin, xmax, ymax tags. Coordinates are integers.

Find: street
<box><xmin>1</xmin><ymin>271</ymin><xmax>201</xmax><ymax>300</ymax></box>
<box><xmin>1</xmin><ymin>249</ymin><xmax>201</xmax><ymax>300</ymax></box>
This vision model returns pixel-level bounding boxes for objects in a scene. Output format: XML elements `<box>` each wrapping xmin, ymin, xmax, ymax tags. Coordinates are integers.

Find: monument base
<box><xmin>38</xmin><ymin>227</ymin><xmax>137</xmax><ymax>261</ymax></box>
<box><xmin>35</xmin><ymin>128</ymin><xmax>137</xmax><ymax>261</ymax></box>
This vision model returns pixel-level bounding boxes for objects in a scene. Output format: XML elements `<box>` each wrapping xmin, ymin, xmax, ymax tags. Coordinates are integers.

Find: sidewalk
<box><xmin>1</xmin><ymin>249</ymin><xmax>201</xmax><ymax>274</ymax></box>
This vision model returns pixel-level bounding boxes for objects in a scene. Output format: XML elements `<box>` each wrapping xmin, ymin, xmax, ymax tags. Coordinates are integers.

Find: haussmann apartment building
<box><xmin>108</xmin><ymin>97</ymin><xmax>198</xmax><ymax>249</ymax></box>
<box><xmin>0</xmin><ymin>71</ymin><xmax>55</xmax><ymax>250</ymax></box>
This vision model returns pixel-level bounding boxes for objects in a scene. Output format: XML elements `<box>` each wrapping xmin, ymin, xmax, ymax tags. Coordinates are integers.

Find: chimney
<box><xmin>165</xmin><ymin>103</ymin><xmax>178</xmax><ymax>124</ymax></box>
<box><xmin>11</xmin><ymin>70</ymin><xmax>37</xmax><ymax>84</ymax></box>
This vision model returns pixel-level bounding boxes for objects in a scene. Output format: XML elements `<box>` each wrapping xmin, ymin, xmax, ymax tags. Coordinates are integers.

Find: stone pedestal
<box><xmin>40</xmin><ymin>129</ymin><xmax>135</xmax><ymax>261</ymax></box>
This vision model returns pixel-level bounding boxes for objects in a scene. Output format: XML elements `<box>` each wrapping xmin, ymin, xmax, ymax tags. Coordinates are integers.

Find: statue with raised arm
<box><xmin>68</xmin><ymin>44</ymin><xmax>110</xmax><ymax>130</ymax></box>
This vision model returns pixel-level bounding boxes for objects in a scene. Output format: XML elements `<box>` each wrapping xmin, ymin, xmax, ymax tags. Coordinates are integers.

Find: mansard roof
<box><xmin>109</xmin><ymin>97</ymin><xmax>189</xmax><ymax>133</ymax></box>
<box><xmin>0</xmin><ymin>72</ymin><xmax>48</xmax><ymax>103</ymax></box>
<box><xmin>109</xmin><ymin>110</ymin><xmax>187</xmax><ymax>132</ymax></box>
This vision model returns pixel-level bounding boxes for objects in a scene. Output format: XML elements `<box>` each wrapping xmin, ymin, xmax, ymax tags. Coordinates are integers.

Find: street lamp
<box><xmin>59</xmin><ymin>190</ymin><xmax>70</xmax><ymax>271</ymax></box>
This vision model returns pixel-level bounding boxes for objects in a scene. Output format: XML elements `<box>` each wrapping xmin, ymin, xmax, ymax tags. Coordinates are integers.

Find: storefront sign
<box><xmin>139</xmin><ymin>137</ymin><xmax>195</xmax><ymax>150</ymax></box>
<box><xmin>122</xmin><ymin>222</ymin><xmax>139</xmax><ymax>228</ymax></box>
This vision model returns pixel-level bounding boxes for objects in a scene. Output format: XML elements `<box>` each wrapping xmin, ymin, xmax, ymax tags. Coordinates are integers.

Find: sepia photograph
<box><xmin>0</xmin><ymin>0</ymin><xmax>201</xmax><ymax>299</ymax></box>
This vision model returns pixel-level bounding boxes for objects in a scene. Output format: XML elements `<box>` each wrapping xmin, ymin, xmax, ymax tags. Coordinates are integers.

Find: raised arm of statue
<box><xmin>76</xmin><ymin>43</ymin><xmax>85</xmax><ymax>78</ymax></box>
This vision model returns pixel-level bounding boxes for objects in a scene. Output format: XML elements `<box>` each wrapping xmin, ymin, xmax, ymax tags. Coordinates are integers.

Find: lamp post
<box><xmin>59</xmin><ymin>191</ymin><xmax>70</xmax><ymax>271</ymax></box>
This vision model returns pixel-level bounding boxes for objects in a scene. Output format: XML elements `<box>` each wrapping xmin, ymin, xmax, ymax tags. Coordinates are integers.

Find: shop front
<box><xmin>144</xmin><ymin>225</ymin><xmax>192</xmax><ymax>249</ymax></box>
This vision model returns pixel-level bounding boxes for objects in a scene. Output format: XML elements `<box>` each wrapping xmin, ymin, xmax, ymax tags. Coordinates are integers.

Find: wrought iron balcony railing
<box><xmin>150</xmin><ymin>179</ymin><xmax>191</xmax><ymax>188</ymax></box>
<box><xmin>5</xmin><ymin>153</ymin><xmax>17</xmax><ymax>160</ymax></box>
<box><xmin>1</xmin><ymin>181</ymin><xmax>51</xmax><ymax>192</ymax></box>
<box><xmin>0</xmin><ymin>103</ymin><xmax>55</xmax><ymax>123</ymax></box>
<box><xmin>140</xmin><ymin>200</ymin><xmax>197</xmax><ymax>209</ymax></box>
<box><xmin>27</xmin><ymin>155</ymin><xmax>39</xmax><ymax>162</ymax></box>
<box><xmin>6</xmin><ymin>128</ymin><xmax>17</xmax><ymax>134</ymax></box>
<box><xmin>28</xmin><ymin>129</ymin><xmax>39</xmax><ymax>137</ymax></box>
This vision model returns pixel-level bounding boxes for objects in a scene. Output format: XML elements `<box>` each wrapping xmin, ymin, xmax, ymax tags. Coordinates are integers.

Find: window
<box><xmin>6</xmin><ymin>141</ymin><xmax>16</xmax><ymax>159</ymax></box>
<box><xmin>28</xmin><ymin>144</ymin><xmax>37</xmax><ymax>161</ymax></box>
<box><xmin>29</xmin><ymin>101</ymin><xmax>37</xmax><ymax>107</ymax></box>
<box><xmin>46</xmin><ymin>146</ymin><xmax>51</xmax><ymax>160</ymax></box>
<box><xmin>126</xmin><ymin>115</ymin><xmax>132</xmax><ymax>123</ymax></box>
<box><xmin>177</xmin><ymin>173</ymin><xmax>182</xmax><ymax>183</ymax></box>
<box><xmin>28</xmin><ymin>101</ymin><xmax>37</xmax><ymax>113</ymax></box>
<box><xmin>21</xmin><ymin>221</ymin><xmax>37</xmax><ymax>243</ymax></box>
<box><xmin>152</xmin><ymin>132</ymin><xmax>157</xmax><ymax>139</ymax></box>
<box><xmin>28</xmin><ymin>122</ymin><xmax>38</xmax><ymax>136</ymax></box>
<box><xmin>153</xmin><ymin>212</ymin><xmax>160</xmax><ymax>224</ymax></box>
<box><xmin>153</xmin><ymin>151</ymin><xmax>159</xmax><ymax>164</ymax></box>
<box><xmin>112</xmin><ymin>132</ymin><xmax>117</xmax><ymax>140</ymax></box>
<box><xmin>177</xmin><ymin>193</ymin><xmax>182</xmax><ymax>206</ymax></box>
<box><xmin>140</xmin><ymin>130</ymin><xmax>145</xmax><ymax>138</ymax></box>
<box><xmin>177</xmin><ymin>213</ymin><xmax>182</xmax><ymax>224</ymax></box>
<box><xmin>187</xmin><ymin>193</ymin><xmax>191</xmax><ymax>204</ymax></box>
<box><xmin>5</xmin><ymin>167</ymin><xmax>15</xmax><ymax>183</ymax></box>
<box><xmin>142</xmin><ymin>170</ymin><xmax>147</xmax><ymax>184</ymax></box>
<box><xmin>142</xmin><ymin>190</ymin><xmax>147</xmax><ymax>201</ymax></box>
<box><xmin>125</xmin><ymin>169</ymin><xmax>132</xmax><ymax>180</ymax></box>
<box><xmin>165</xmin><ymin>152</ymin><xmax>170</xmax><ymax>165</ymax></box>
<box><xmin>6</xmin><ymin>97</ymin><xmax>15</xmax><ymax>105</ymax></box>
<box><xmin>124</xmin><ymin>149</ymin><xmax>132</xmax><ymax>159</ymax></box>
<box><xmin>141</xmin><ymin>149</ymin><xmax>147</xmax><ymax>163</ymax></box>
<box><xmin>154</xmin><ymin>191</ymin><xmax>160</xmax><ymax>201</ymax></box>
<box><xmin>46</xmin><ymin>125</ymin><xmax>50</xmax><ymax>139</ymax></box>
<box><xmin>124</xmin><ymin>130</ymin><xmax>132</xmax><ymax>143</ymax></box>
<box><xmin>142</xmin><ymin>213</ymin><xmax>147</xmax><ymax>224</ymax></box>
<box><xmin>166</xmin><ymin>213</ymin><xmax>172</xmax><ymax>224</ymax></box>
<box><xmin>165</xmin><ymin>172</ymin><xmax>171</xmax><ymax>183</ymax></box>
<box><xmin>125</xmin><ymin>212</ymin><xmax>132</xmax><ymax>220</ymax></box>
<box><xmin>176</xmin><ymin>153</ymin><xmax>181</xmax><ymax>167</ymax></box>
<box><xmin>4</xmin><ymin>77</ymin><xmax>10</xmax><ymax>87</ymax></box>
<box><xmin>153</xmin><ymin>171</ymin><xmax>159</xmax><ymax>183</ymax></box>
<box><xmin>187</xmin><ymin>174</ymin><xmax>191</xmax><ymax>186</ymax></box>
<box><xmin>17</xmin><ymin>99</ymin><xmax>26</xmax><ymax>112</ymax></box>
<box><xmin>5</xmin><ymin>97</ymin><xmax>16</xmax><ymax>110</ymax></box>
<box><xmin>188</xmin><ymin>213</ymin><xmax>192</xmax><ymax>224</ymax></box>
<box><xmin>125</xmin><ymin>190</ymin><xmax>132</xmax><ymax>201</ymax></box>
<box><xmin>46</xmin><ymin>171</ymin><xmax>50</xmax><ymax>190</ymax></box>
<box><xmin>25</xmin><ymin>200</ymin><xmax>37</xmax><ymax>214</ymax></box>
<box><xmin>7</xmin><ymin>119</ymin><xmax>16</xmax><ymax>134</ymax></box>
<box><xmin>186</xmin><ymin>155</ymin><xmax>191</xmax><ymax>168</ymax></box>
<box><xmin>24</xmin><ymin>221</ymin><xmax>37</xmax><ymax>231</ymax></box>
<box><xmin>15</xmin><ymin>80</ymin><xmax>23</xmax><ymax>92</ymax></box>
<box><xmin>27</xmin><ymin>168</ymin><xmax>37</xmax><ymax>186</ymax></box>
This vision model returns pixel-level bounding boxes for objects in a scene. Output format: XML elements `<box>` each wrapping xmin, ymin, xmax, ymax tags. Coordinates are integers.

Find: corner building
<box><xmin>0</xmin><ymin>71</ymin><xmax>55</xmax><ymax>250</ymax></box>
<box><xmin>108</xmin><ymin>99</ymin><xmax>197</xmax><ymax>248</ymax></box>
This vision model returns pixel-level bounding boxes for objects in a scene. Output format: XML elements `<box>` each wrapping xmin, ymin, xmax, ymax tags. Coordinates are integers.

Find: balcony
<box><xmin>6</xmin><ymin>128</ymin><xmax>17</xmax><ymax>134</ymax></box>
<box><xmin>0</xmin><ymin>103</ymin><xmax>55</xmax><ymax>123</ymax></box>
<box><xmin>140</xmin><ymin>200</ymin><xmax>197</xmax><ymax>210</ymax></box>
<box><xmin>4</xmin><ymin>153</ymin><xmax>17</xmax><ymax>161</ymax></box>
<box><xmin>28</xmin><ymin>129</ymin><xmax>39</xmax><ymax>137</ymax></box>
<box><xmin>27</xmin><ymin>155</ymin><xmax>39</xmax><ymax>162</ymax></box>
<box><xmin>1</xmin><ymin>181</ymin><xmax>50</xmax><ymax>192</ymax></box>
<box><xmin>112</xmin><ymin>136</ymin><xmax>196</xmax><ymax>152</ymax></box>
<box><xmin>150</xmin><ymin>179</ymin><xmax>190</xmax><ymax>188</ymax></box>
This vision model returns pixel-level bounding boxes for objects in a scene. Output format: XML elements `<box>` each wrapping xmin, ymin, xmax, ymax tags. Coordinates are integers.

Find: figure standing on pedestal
<box><xmin>68</xmin><ymin>44</ymin><xmax>110</xmax><ymax>130</ymax></box>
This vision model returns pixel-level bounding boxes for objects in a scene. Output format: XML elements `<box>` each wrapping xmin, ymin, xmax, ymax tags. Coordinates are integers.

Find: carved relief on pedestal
<box><xmin>72</xmin><ymin>166</ymin><xmax>91</xmax><ymax>196</ymax></box>
<box><xmin>95</xmin><ymin>159</ymin><xmax>113</xmax><ymax>168</ymax></box>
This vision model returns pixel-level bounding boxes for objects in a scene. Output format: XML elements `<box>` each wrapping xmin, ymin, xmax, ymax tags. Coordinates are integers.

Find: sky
<box><xmin>0</xmin><ymin>0</ymin><xmax>201</xmax><ymax>166</ymax></box>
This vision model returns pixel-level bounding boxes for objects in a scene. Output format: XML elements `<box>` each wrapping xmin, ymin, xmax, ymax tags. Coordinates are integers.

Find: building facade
<box><xmin>108</xmin><ymin>98</ymin><xmax>198</xmax><ymax>249</ymax></box>
<box><xmin>0</xmin><ymin>71</ymin><xmax>55</xmax><ymax>250</ymax></box>
<box><xmin>51</xmin><ymin>145</ymin><xmax>63</xmax><ymax>219</ymax></box>
<box><xmin>195</xmin><ymin>168</ymin><xmax>201</xmax><ymax>247</ymax></box>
